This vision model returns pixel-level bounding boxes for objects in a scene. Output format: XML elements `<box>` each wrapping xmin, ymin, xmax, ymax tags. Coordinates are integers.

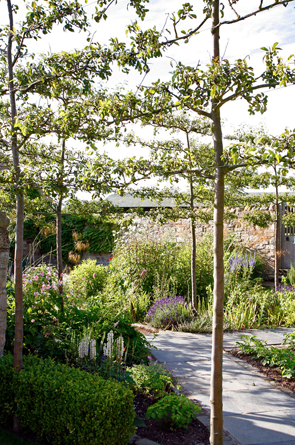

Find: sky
<box><xmin>1</xmin><ymin>0</ymin><xmax>295</xmax><ymax>195</ymax></box>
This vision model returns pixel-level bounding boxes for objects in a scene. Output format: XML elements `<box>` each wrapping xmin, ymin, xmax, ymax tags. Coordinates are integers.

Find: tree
<box><xmin>106</xmin><ymin>2</ymin><xmax>295</xmax><ymax>443</ymax></box>
<box><xmin>226</xmin><ymin>126</ymin><xmax>295</xmax><ymax>289</ymax></box>
<box><xmin>1</xmin><ymin>0</ymin><xmax>152</xmax><ymax>375</ymax></box>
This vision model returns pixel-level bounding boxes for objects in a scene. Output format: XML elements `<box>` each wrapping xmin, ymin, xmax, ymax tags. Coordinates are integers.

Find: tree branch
<box><xmin>217</xmin><ymin>0</ymin><xmax>295</xmax><ymax>28</ymax></box>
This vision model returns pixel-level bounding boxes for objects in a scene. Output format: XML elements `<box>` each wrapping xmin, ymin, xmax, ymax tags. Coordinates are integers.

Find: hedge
<box><xmin>0</xmin><ymin>355</ymin><xmax>135</xmax><ymax>445</ymax></box>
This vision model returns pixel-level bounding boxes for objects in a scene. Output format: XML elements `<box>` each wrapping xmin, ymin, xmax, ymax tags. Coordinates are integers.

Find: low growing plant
<box><xmin>236</xmin><ymin>335</ymin><xmax>295</xmax><ymax>378</ymax></box>
<box><xmin>127</xmin><ymin>363</ymin><xmax>175</xmax><ymax>398</ymax></box>
<box><xmin>146</xmin><ymin>393</ymin><xmax>201</xmax><ymax>430</ymax></box>
<box><xmin>145</xmin><ymin>296</ymin><xmax>192</xmax><ymax>329</ymax></box>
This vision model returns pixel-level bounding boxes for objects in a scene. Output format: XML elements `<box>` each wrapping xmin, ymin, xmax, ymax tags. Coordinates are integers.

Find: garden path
<box><xmin>146</xmin><ymin>328</ymin><xmax>295</xmax><ymax>445</ymax></box>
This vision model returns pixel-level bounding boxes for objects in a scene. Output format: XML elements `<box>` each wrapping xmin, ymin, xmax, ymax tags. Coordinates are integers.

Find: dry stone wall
<box><xmin>121</xmin><ymin>208</ymin><xmax>276</xmax><ymax>280</ymax></box>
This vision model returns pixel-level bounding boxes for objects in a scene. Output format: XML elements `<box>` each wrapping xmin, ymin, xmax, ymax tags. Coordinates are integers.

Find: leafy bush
<box><xmin>66</xmin><ymin>259</ymin><xmax>108</xmax><ymax>300</ymax></box>
<box><xmin>146</xmin><ymin>393</ymin><xmax>201</xmax><ymax>430</ymax></box>
<box><xmin>109</xmin><ymin>234</ymin><xmax>214</xmax><ymax>301</ymax></box>
<box><xmin>176</xmin><ymin>310</ymin><xmax>213</xmax><ymax>333</ymax></box>
<box><xmin>236</xmin><ymin>335</ymin><xmax>295</xmax><ymax>378</ymax></box>
<box><xmin>145</xmin><ymin>296</ymin><xmax>192</xmax><ymax>329</ymax></box>
<box><xmin>0</xmin><ymin>355</ymin><xmax>16</xmax><ymax>423</ymax></box>
<box><xmin>127</xmin><ymin>363</ymin><xmax>174</xmax><ymax>398</ymax></box>
<box><xmin>5</xmin><ymin>266</ymin><xmax>151</xmax><ymax>366</ymax></box>
<box><xmin>285</xmin><ymin>301</ymin><xmax>295</xmax><ymax>326</ymax></box>
<box><xmin>0</xmin><ymin>355</ymin><xmax>135</xmax><ymax>445</ymax></box>
<box><xmin>285</xmin><ymin>263</ymin><xmax>295</xmax><ymax>286</ymax></box>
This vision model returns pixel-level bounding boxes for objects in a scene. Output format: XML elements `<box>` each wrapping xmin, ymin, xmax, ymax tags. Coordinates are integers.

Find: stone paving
<box><xmin>146</xmin><ymin>328</ymin><xmax>295</xmax><ymax>445</ymax></box>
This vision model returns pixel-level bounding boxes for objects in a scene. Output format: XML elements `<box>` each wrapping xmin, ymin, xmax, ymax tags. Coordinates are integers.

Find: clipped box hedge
<box><xmin>0</xmin><ymin>355</ymin><xmax>135</xmax><ymax>445</ymax></box>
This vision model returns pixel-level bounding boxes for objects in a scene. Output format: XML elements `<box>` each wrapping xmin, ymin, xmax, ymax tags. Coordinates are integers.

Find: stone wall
<box><xmin>119</xmin><ymin>209</ymin><xmax>276</xmax><ymax>280</ymax></box>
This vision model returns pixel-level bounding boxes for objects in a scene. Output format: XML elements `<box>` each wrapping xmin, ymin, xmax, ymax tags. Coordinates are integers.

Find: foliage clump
<box><xmin>127</xmin><ymin>362</ymin><xmax>174</xmax><ymax>398</ymax></box>
<box><xmin>0</xmin><ymin>355</ymin><xmax>135</xmax><ymax>445</ymax></box>
<box><xmin>146</xmin><ymin>393</ymin><xmax>201</xmax><ymax>430</ymax></box>
<box><xmin>66</xmin><ymin>259</ymin><xmax>108</xmax><ymax>300</ymax></box>
<box><xmin>145</xmin><ymin>296</ymin><xmax>192</xmax><ymax>329</ymax></box>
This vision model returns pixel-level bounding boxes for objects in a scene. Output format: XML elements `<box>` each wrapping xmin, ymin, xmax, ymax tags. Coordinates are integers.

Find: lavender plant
<box><xmin>145</xmin><ymin>296</ymin><xmax>192</xmax><ymax>329</ymax></box>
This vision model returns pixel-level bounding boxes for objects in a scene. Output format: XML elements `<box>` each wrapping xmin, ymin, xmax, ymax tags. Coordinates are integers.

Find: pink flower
<box><xmin>147</xmin><ymin>356</ymin><xmax>152</xmax><ymax>362</ymax></box>
<box><xmin>40</xmin><ymin>271</ymin><xmax>44</xmax><ymax>277</ymax></box>
<box><xmin>58</xmin><ymin>280</ymin><xmax>62</xmax><ymax>285</ymax></box>
<box><xmin>31</xmin><ymin>319</ymin><xmax>35</xmax><ymax>323</ymax></box>
<box><xmin>53</xmin><ymin>317</ymin><xmax>57</xmax><ymax>321</ymax></box>
<box><xmin>34</xmin><ymin>292</ymin><xmax>39</xmax><ymax>296</ymax></box>
<box><xmin>60</xmin><ymin>273</ymin><xmax>63</xmax><ymax>278</ymax></box>
<box><xmin>114</xmin><ymin>321</ymin><xmax>119</xmax><ymax>328</ymax></box>
<box><xmin>141</xmin><ymin>269</ymin><xmax>147</xmax><ymax>276</ymax></box>
<box><xmin>93</xmin><ymin>273</ymin><xmax>96</xmax><ymax>278</ymax></box>
<box><xmin>46</xmin><ymin>332</ymin><xmax>50</xmax><ymax>336</ymax></box>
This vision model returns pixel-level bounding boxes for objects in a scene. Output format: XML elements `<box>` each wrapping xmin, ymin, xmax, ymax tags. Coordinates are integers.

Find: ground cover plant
<box><xmin>146</xmin><ymin>393</ymin><xmax>201</xmax><ymax>430</ymax></box>
<box><xmin>236</xmin><ymin>333</ymin><xmax>295</xmax><ymax>378</ymax></box>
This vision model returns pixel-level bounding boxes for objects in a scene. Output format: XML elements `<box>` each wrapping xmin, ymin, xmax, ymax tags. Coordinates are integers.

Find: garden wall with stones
<box><xmin>120</xmin><ymin>208</ymin><xmax>276</xmax><ymax>281</ymax></box>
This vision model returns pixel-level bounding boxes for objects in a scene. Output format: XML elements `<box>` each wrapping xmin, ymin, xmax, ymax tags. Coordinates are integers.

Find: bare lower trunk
<box><xmin>56</xmin><ymin>197</ymin><xmax>64</xmax><ymax>312</ymax></box>
<box><xmin>274</xmin><ymin>170</ymin><xmax>279</xmax><ymax>290</ymax></box>
<box><xmin>210</xmin><ymin>2</ymin><xmax>224</xmax><ymax>444</ymax></box>
<box><xmin>190</xmin><ymin>180</ymin><xmax>197</xmax><ymax>308</ymax></box>
<box><xmin>0</xmin><ymin>212</ymin><xmax>10</xmax><ymax>357</ymax></box>
<box><xmin>13</xmin><ymin>195</ymin><xmax>24</xmax><ymax>370</ymax></box>
<box><xmin>7</xmin><ymin>0</ymin><xmax>24</xmax><ymax>372</ymax></box>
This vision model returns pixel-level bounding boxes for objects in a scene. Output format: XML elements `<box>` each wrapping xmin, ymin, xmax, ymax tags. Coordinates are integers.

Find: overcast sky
<box><xmin>1</xmin><ymin>0</ymin><xmax>295</xmax><ymax>194</ymax></box>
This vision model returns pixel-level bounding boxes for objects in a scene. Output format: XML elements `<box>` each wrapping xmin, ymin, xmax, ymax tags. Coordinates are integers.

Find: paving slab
<box><xmin>147</xmin><ymin>328</ymin><xmax>295</xmax><ymax>445</ymax></box>
<box><xmin>223</xmin><ymin>411</ymin><xmax>295</xmax><ymax>445</ymax></box>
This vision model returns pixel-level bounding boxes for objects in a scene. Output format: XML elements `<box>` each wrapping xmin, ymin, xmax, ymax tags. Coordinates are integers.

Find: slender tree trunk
<box><xmin>7</xmin><ymin>0</ymin><xmax>24</xmax><ymax>372</ymax></box>
<box><xmin>0</xmin><ymin>212</ymin><xmax>10</xmax><ymax>357</ymax></box>
<box><xmin>210</xmin><ymin>2</ymin><xmax>224</xmax><ymax>444</ymax></box>
<box><xmin>56</xmin><ymin>140</ymin><xmax>66</xmax><ymax>312</ymax></box>
<box><xmin>274</xmin><ymin>164</ymin><xmax>279</xmax><ymax>290</ymax></box>
<box><xmin>186</xmin><ymin>133</ymin><xmax>198</xmax><ymax>308</ymax></box>
<box><xmin>56</xmin><ymin>196</ymin><xmax>64</xmax><ymax>312</ymax></box>
<box><xmin>190</xmin><ymin>179</ymin><xmax>197</xmax><ymax>308</ymax></box>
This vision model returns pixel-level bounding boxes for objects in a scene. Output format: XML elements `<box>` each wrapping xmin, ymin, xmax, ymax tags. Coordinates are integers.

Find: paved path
<box><xmin>146</xmin><ymin>328</ymin><xmax>295</xmax><ymax>445</ymax></box>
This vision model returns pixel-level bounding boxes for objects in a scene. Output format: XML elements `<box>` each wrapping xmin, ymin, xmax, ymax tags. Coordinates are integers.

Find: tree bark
<box><xmin>0</xmin><ymin>212</ymin><xmax>10</xmax><ymax>357</ymax></box>
<box><xmin>210</xmin><ymin>2</ymin><xmax>224</xmax><ymax>444</ymax></box>
<box><xmin>189</xmin><ymin>179</ymin><xmax>197</xmax><ymax>308</ymax></box>
<box><xmin>7</xmin><ymin>0</ymin><xmax>24</xmax><ymax>372</ymax></box>
<box><xmin>186</xmin><ymin>133</ymin><xmax>198</xmax><ymax>308</ymax></box>
<box><xmin>56</xmin><ymin>140</ymin><xmax>66</xmax><ymax>312</ymax></box>
<box><xmin>56</xmin><ymin>195</ymin><xmax>64</xmax><ymax>311</ymax></box>
<box><xmin>274</xmin><ymin>164</ymin><xmax>279</xmax><ymax>290</ymax></box>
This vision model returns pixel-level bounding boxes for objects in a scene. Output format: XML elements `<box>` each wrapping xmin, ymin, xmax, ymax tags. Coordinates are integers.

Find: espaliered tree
<box><xmin>96</xmin><ymin>2</ymin><xmax>295</xmax><ymax>443</ymax></box>
<box><xmin>119</xmin><ymin>113</ymin><xmax>216</xmax><ymax>307</ymax></box>
<box><xmin>0</xmin><ymin>0</ymin><xmax>153</xmax><ymax>377</ymax></box>
<box><xmin>225</xmin><ymin>126</ymin><xmax>295</xmax><ymax>289</ymax></box>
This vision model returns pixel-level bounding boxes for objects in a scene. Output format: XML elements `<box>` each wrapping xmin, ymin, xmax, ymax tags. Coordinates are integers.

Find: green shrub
<box><xmin>285</xmin><ymin>301</ymin><xmax>295</xmax><ymax>326</ymax></box>
<box><xmin>145</xmin><ymin>296</ymin><xmax>193</xmax><ymax>329</ymax></box>
<box><xmin>0</xmin><ymin>355</ymin><xmax>15</xmax><ymax>424</ymax></box>
<box><xmin>67</xmin><ymin>259</ymin><xmax>108</xmax><ymax>300</ymax></box>
<box><xmin>146</xmin><ymin>393</ymin><xmax>201</xmax><ymax>430</ymax></box>
<box><xmin>5</xmin><ymin>268</ymin><xmax>150</xmax><ymax>366</ymax></box>
<box><xmin>0</xmin><ymin>355</ymin><xmax>135</xmax><ymax>445</ymax></box>
<box><xmin>285</xmin><ymin>263</ymin><xmax>295</xmax><ymax>286</ymax></box>
<box><xmin>127</xmin><ymin>363</ymin><xmax>174</xmax><ymax>398</ymax></box>
<box><xmin>109</xmin><ymin>234</ymin><xmax>213</xmax><ymax>302</ymax></box>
